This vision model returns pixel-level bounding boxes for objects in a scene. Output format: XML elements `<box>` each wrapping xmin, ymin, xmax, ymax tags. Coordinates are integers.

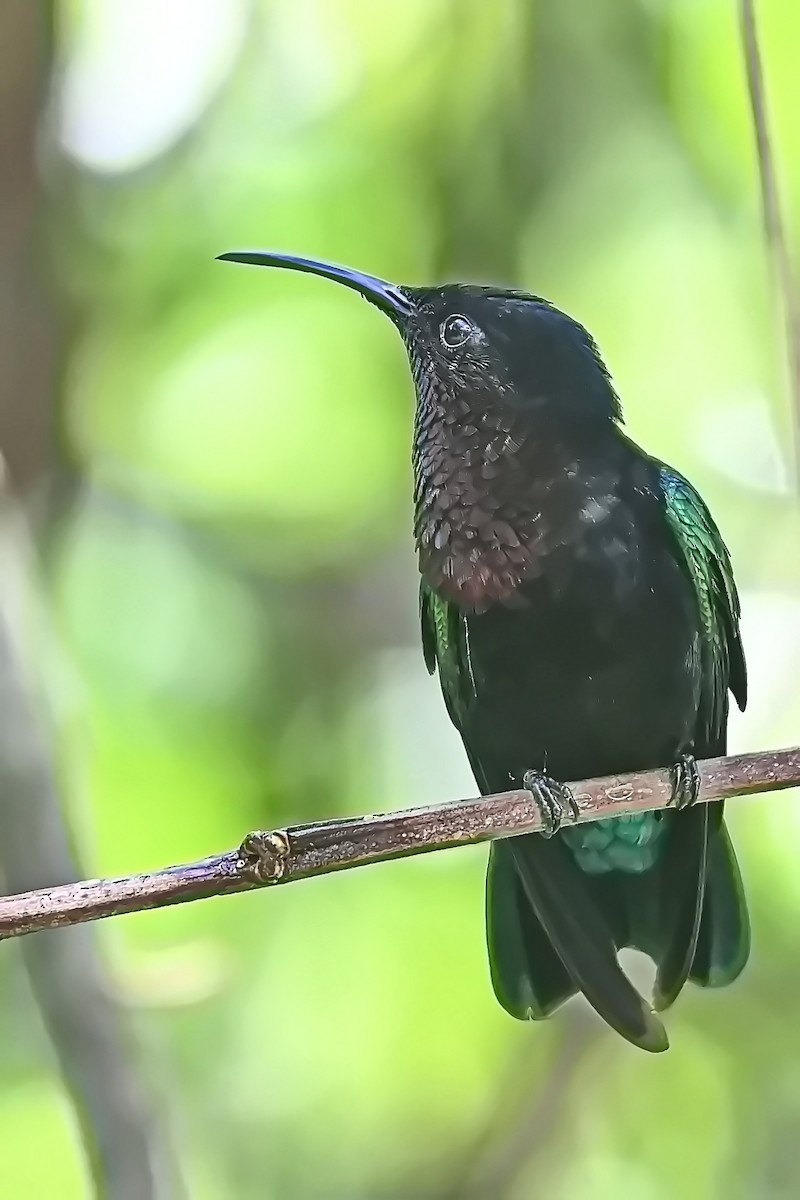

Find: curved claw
<box><xmin>522</xmin><ymin>770</ymin><xmax>580</xmax><ymax>838</ymax></box>
<box><xmin>668</xmin><ymin>753</ymin><xmax>701</xmax><ymax>810</ymax></box>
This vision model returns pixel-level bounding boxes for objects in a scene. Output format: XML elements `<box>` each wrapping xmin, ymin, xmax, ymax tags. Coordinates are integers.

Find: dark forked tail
<box><xmin>485</xmin><ymin>806</ymin><xmax>749</xmax><ymax>1051</ymax></box>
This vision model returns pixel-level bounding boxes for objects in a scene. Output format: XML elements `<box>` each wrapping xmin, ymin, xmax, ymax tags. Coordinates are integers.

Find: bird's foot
<box><xmin>522</xmin><ymin>769</ymin><xmax>580</xmax><ymax>838</ymax></box>
<box><xmin>668</xmin><ymin>753</ymin><xmax>701</xmax><ymax>810</ymax></box>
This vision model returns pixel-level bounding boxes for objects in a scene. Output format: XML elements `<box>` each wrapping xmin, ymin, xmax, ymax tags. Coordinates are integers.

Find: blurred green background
<box><xmin>1</xmin><ymin>0</ymin><xmax>800</xmax><ymax>1196</ymax></box>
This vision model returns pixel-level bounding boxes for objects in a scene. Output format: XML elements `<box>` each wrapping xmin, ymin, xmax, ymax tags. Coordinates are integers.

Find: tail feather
<box><xmin>690</xmin><ymin>822</ymin><xmax>751</xmax><ymax>987</ymax></box>
<box><xmin>490</xmin><ymin>835</ymin><xmax>668</xmax><ymax>1053</ymax></box>
<box><xmin>652</xmin><ymin>805</ymin><xmax>709</xmax><ymax>1011</ymax></box>
<box><xmin>486</xmin><ymin>810</ymin><xmax>748</xmax><ymax>1050</ymax></box>
<box><xmin>486</xmin><ymin>842</ymin><xmax>573</xmax><ymax>1019</ymax></box>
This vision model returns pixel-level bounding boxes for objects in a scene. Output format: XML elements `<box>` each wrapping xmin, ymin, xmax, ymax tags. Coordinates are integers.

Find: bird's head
<box><xmin>216</xmin><ymin>251</ymin><xmax>622</xmax><ymax>426</ymax></box>
<box><xmin>218</xmin><ymin>250</ymin><xmax>624</xmax><ymax>605</ymax></box>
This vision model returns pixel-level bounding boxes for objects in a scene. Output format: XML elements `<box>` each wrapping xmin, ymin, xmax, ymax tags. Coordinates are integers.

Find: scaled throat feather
<box><xmin>413</xmin><ymin>389</ymin><xmax>538</xmax><ymax>611</ymax></box>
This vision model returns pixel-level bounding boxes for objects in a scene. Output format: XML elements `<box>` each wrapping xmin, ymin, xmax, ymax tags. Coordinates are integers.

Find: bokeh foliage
<box><xmin>1</xmin><ymin>0</ymin><xmax>800</xmax><ymax>1195</ymax></box>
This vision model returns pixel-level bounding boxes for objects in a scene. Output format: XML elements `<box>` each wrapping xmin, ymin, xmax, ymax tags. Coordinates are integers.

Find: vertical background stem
<box><xmin>740</xmin><ymin>0</ymin><xmax>800</xmax><ymax>487</ymax></box>
<box><xmin>0</xmin><ymin>3</ymin><xmax>184</xmax><ymax>1196</ymax></box>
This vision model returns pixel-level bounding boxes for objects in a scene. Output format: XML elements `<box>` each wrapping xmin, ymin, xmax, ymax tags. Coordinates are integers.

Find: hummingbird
<box><xmin>218</xmin><ymin>249</ymin><xmax>749</xmax><ymax>1052</ymax></box>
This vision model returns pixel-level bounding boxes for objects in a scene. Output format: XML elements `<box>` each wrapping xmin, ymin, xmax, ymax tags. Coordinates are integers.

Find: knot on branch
<box><xmin>237</xmin><ymin>830</ymin><xmax>291</xmax><ymax>884</ymax></box>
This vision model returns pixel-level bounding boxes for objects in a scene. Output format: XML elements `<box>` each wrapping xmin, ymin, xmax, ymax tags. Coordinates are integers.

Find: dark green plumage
<box><xmin>217</xmin><ymin>248</ymin><xmax>750</xmax><ymax>1052</ymax></box>
<box><xmin>419</xmin><ymin>457</ymin><xmax>747</xmax><ymax>863</ymax></box>
<box><xmin>418</xmin><ymin>448</ymin><xmax>749</xmax><ymax>1050</ymax></box>
<box><xmin>406</xmin><ymin>301</ymin><xmax>750</xmax><ymax>1051</ymax></box>
<box><xmin>659</xmin><ymin>465</ymin><xmax>747</xmax><ymax>746</ymax></box>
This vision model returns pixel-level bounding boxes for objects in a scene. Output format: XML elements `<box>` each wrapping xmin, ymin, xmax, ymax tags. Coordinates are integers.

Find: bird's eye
<box><xmin>440</xmin><ymin>314</ymin><xmax>474</xmax><ymax>349</ymax></box>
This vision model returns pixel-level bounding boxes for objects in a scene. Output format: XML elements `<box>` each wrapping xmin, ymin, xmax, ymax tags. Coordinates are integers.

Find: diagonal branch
<box><xmin>0</xmin><ymin>746</ymin><xmax>796</xmax><ymax>940</ymax></box>
<box><xmin>740</xmin><ymin>0</ymin><xmax>800</xmax><ymax>484</ymax></box>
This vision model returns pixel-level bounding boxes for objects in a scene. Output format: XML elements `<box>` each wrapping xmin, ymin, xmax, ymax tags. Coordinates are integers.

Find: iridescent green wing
<box><xmin>659</xmin><ymin>465</ymin><xmax>750</xmax><ymax>990</ymax></box>
<box><xmin>659</xmin><ymin>465</ymin><xmax>746</xmax><ymax>753</ymax></box>
<box><xmin>419</xmin><ymin>583</ymin><xmax>477</xmax><ymax>727</ymax></box>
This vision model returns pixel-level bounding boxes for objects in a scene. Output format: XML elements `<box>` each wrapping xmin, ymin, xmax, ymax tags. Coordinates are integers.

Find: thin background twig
<box><xmin>740</xmin><ymin>0</ymin><xmax>800</xmax><ymax>484</ymax></box>
<box><xmin>432</xmin><ymin>1013</ymin><xmax>596</xmax><ymax>1200</ymax></box>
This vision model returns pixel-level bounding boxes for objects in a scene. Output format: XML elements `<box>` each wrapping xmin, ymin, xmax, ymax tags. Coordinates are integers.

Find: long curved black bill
<box><xmin>216</xmin><ymin>250</ymin><xmax>413</xmax><ymax>323</ymax></box>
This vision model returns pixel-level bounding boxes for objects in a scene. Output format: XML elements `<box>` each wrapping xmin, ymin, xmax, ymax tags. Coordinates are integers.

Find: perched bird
<box><xmin>218</xmin><ymin>250</ymin><xmax>749</xmax><ymax>1052</ymax></box>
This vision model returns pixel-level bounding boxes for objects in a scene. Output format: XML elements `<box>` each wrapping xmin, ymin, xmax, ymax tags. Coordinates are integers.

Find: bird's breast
<box><xmin>457</xmin><ymin>530</ymin><xmax>701</xmax><ymax>787</ymax></box>
<box><xmin>414</xmin><ymin>468</ymin><xmax>624</xmax><ymax>614</ymax></box>
<box><xmin>413</xmin><ymin>393</ymin><xmax>534</xmax><ymax>608</ymax></box>
<box><xmin>411</xmin><ymin>394</ymin><xmax>622</xmax><ymax>610</ymax></box>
